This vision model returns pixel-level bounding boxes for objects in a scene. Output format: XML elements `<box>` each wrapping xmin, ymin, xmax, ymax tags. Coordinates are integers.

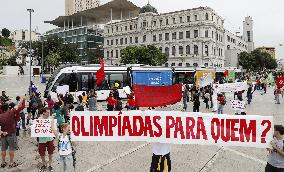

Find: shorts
<box><xmin>150</xmin><ymin>153</ymin><xmax>171</xmax><ymax>172</ymax></box>
<box><xmin>38</xmin><ymin>140</ymin><xmax>55</xmax><ymax>156</ymax></box>
<box><xmin>1</xmin><ymin>133</ymin><xmax>17</xmax><ymax>151</ymax></box>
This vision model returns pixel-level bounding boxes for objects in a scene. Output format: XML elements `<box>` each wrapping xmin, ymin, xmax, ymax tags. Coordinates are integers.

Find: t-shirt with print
<box><xmin>267</xmin><ymin>139</ymin><xmax>284</xmax><ymax>168</ymax></box>
<box><xmin>58</xmin><ymin>134</ymin><xmax>72</xmax><ymax>156</ymax></box>
<box><xmin>38</xmin><ymin>116</ymin><xmax>54</xmax><ymax>144</ymax></box>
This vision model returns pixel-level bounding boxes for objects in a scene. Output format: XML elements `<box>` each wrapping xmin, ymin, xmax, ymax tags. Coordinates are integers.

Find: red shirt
<box><xmin>128</xmin><ymin>99</ymin><xmax>136</xmax><ymax>107</ymax></box>
<box><xmin>276</xmin><ymin>88</ymin><xmax>281</xmax><ymax>94</ymax></box>
<box><xmin>107</xmin><ymin>97</ymin><xmax>116</xmax><ymax>106</ymax></box>
<box><xmin>0</xmin><ymin>100</ymin><xmax>25</xmax><ymax>136</ymax></box>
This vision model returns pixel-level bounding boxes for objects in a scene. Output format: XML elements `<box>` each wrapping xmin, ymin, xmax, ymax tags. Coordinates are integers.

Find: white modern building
<box><xmin>65</xmin><ymin>0</ymin><xmax>100</xmax><ymax>16</ymax></box>
<box><xmin>9</xmin><ymin>30</ymin><xmax>41</xmax><ymax>47</ymax></box>
<box><xmin>103</xmin><ymin>3</ymin><xmax>254</xmax><ymax>68</ymax></box>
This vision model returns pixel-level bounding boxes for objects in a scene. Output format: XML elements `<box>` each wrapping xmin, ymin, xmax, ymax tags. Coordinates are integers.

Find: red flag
<box><xmin>133</xmin><ymin>84</ymin><xmax>182</xmax><ymax>107</ymax></box>
<box><xmin>96</xmin><ymin>58</ymin><xmax>105</xmax><ymax>86</ymax></box>
<box><xmin>276</xmin><ymin>76</ymin><xmax>284</xmax><ymax>87</ymax></box>
<box><xmin>224</xmin><ymin>70</ymin><xmax>229</xmax><ymax>76</ymax></box>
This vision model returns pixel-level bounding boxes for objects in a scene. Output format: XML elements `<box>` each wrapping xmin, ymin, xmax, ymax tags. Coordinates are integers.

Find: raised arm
<box><xmin>15</xmin><ymin>97</ymin><xmax>26</xmax><ymax>113</ymax></box>
<box><xmin>58</xmin><ymin>96</ymin><xmax>65</xmax><ymax>107</ymax></box>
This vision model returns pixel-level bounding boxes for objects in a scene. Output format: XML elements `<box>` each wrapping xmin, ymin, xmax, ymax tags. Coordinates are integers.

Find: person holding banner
<box><xmin>217</xmin><ymin>94</ymin><xmax>226</xmax><ymax>114</ymax></box>
<box><xmin>265</xmin><ymin>125</ymin><xmax>284</xmax><ymax>172</ymax></box>
<box><xmin>150</xmin><ymin>143</ymin><xmax>171</xmax><ymax>172</ymax></box>
<box><xmin>38</xmin><ymin>108</ymin><xmax>55</xmax><ymax>172</ymax></box>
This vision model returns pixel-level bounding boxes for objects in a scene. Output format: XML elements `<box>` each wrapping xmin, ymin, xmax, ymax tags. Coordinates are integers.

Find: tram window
<box><xmin>69</xmin><ymin>73</ymin><xmax>78</xmax><ymax>92</ymax></box>
<box><xmin>109</xmin><ymin>73</ymin><xmax>124</xmax><ymax>89</ymax></box>
<box><xmin>81</xmin><ymin>74</ymin><xmax>89</xmax><ymax>91</ymax></box>
<box><xmin>97</xmin><ymin>75</ymin><xmax>110</xmax><ymax>90</ymax></box>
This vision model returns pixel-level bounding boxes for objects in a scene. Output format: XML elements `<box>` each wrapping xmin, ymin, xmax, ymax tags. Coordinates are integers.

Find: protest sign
<box><xmin>276</xmin><ymin>76</ymin><xmax>284</xmax><ymax>87</ymax></box>
<box><xmin>56</xmin><ymin>85</ymin><xmax>69</xmax><ymax>95</ymax></box>
<box><xmin>123</xmin><ymin>86</ymin><xmax>131</xmax><ymax>95</ymax></box>
<box><xmin>199</xmin><ymin>73</ymin><xmax>213</xmax><ymax>88</ymax></box>
<box><xmin>31</xmin><ymin>119</ymin><xmax>57</xmax><ymax>137</ymax></box>
<box><xmin>231</xmin><ymin>100</ymin><xmax>245</xmax><ymax>110</ymax></box>
<box><xmin>71</xmin><ymin>111</ymin><xmax>273</xmax><ymax>148</ymax></box>
<box><xmin>214</xmin><ymin>82</ymin><xmax>247</xmax><ymax>93</ymax></box>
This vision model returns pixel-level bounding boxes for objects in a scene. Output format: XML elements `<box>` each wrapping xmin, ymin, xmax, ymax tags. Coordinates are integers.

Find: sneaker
<box><xmin>48</xmin><ymin>166</ymin><xmax>54</xmax><ymax>172</ymax></box>
<box><xmin>39</xmin><ymin>165</ymin><xmax>47</xmax><ymax>172</ymax></box>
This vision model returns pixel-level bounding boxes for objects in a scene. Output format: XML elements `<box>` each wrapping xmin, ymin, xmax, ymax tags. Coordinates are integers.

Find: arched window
<box><xmin>159</xmin><ymin>47</ymin><xmax>162</xmax><ymax>52</ymax></box>
<box><xmin>205</xmin><ymin>13</ymin><xmax>209</xmax><ymax>20</ymax></box>
<box><xmin>172</xmin><ymin>46</ymin><xmax>176</xmax><ymax>56</ymax></box>
<box><xmin>186</xmin><ymin>45</ymin><xmax>190</xmax><ymax>54</ymax></box>
<box><xmin>205</xmin><ymin>45</ymin><xmax>208</xmax><ymax>56</ymax></box>
<box><xmin>165</xmin><ymin>47</ymin><xmax>169</xmax><ymax>57</ymax></box>
<box><xmin>194</xmin><ymin>45</ymin><xmax>198</xmax><ymax>55</ymax></box>
<box><xmin>179</xmin><ymin>46</ymin><xmax>183</xmax><ymax>55</ymax></box>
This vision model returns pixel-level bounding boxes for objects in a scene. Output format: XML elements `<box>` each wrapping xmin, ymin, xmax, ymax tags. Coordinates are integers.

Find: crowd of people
<box><xmin>0</xmin><ymin>72</ymin><xmax>283</xmax><ymax>172</ymax></box>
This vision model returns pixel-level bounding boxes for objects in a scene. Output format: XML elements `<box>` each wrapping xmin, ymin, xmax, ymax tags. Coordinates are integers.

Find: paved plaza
<box><xmin>0</xmin><ymin>75</ymin><xmax>283</xmax><ymax>172</ymax></box>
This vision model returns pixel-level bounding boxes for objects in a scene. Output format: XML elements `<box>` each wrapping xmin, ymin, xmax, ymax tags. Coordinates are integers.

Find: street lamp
<box><xmin>27</xmin><ymin>8</ymin><xmax>34</xmax><ymax>96</ymax></box>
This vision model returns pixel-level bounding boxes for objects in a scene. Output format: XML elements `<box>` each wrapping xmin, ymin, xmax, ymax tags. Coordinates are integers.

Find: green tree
<box><xmin>58</xmin><ymin>43</ymin><xmax>79</xmax><ymax>64</ymax></box>
<box><xmin>120</xmin><ymin>45</ymin><xmax>167</xmax><ymax>66</ymax></box>
<box><xmin>239</xmin><ymin>52</ymin><xmax>255</xmax><ymax>71</ymax></box>
<box><xmin>47</xmin><ymin>51</ymin><xmax>61</xmax><ymax>68</ymax></box>
<box><xmin>1</xmin><ymin>28</ymin><xmax>11</xmax><ymax>38</ymax></box>
<box><xmin>0</xmin><ymin>37</ymin><xmax>12</xmax><ymax>46</ymax></box>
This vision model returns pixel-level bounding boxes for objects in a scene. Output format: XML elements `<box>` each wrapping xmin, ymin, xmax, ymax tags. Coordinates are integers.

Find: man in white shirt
<box><xmin>150</xmin><ymin>143</ymin><xmax>171</xmax><ymax>172</ymax></box>
<box><xmin>266</xmin><ymin>125</ymin><xmax>284</xmax><ymax>172</ymax></box>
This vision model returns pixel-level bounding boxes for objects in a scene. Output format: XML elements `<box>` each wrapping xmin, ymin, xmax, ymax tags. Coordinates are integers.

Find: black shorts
<box><xmin>265</xmin><ymin>163</ymin><xmax>284</xmax><ymax>172</ymax></box>
<box><xmin>150</xmin><ymin>153</ymin><xmax>171</xmax><ymax>172</ymax></box>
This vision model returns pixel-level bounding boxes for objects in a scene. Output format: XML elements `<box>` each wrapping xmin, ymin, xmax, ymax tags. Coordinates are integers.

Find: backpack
<box><xmin>58</xmin><ymin>134</ymin><xmax>76</xmax><ymax>168</ymax></box>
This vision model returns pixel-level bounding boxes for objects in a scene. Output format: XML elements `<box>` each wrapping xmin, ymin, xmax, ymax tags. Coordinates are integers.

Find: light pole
<box><xmin>27</xmin><ymin>8</ymin><xmax>34</xmax><ymax>96</ymax></box>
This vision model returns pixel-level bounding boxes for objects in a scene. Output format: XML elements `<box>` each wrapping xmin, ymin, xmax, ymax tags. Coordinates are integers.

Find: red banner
<box><xmin>276</xmin><ymin>76</ymin><xmax>284</xmax><ymax>87</ymax></box>
<box><xmin>133</xmin><ymin>84</ymin><xmax>182</xmax><ymax>107</ymax></box>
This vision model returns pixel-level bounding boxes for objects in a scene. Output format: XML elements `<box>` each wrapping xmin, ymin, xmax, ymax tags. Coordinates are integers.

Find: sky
<box><xmin>0</xmin><ymin>0</ymin><xmax>283</xmax><ymax>59</ymax></box>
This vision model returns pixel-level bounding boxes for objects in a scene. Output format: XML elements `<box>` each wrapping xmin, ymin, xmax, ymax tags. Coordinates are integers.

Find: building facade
<box><xmin>243</xmin><ymin>16</ymin><xmax>254</xmax><ymax>52</ymax></box>
<box><xmin>257</xmin><ymin>46</ymin><xmax>276</xmax><ymax>59</ymax></box>
<box><xmin>10</xmin><ymin>30</ymin><xmax>41</xmax><ymax>47</ymax></box>
<box><xmin>65</xmin><ymin>0</ymin><xmax>100</xmax><ymax>15</ymax></box>
<box><xmin>104</xmin><ymin>5</ymin><xmax>226</xmax><ymax>68</ymax></box>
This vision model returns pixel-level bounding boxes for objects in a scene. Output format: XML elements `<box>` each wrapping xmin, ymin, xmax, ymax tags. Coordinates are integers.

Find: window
<box><xmin>186</xmin><ymin>31</ymin><xmax>190</xmax><ymax>38</ymax></box>
<box><xmin>186</xmin><ymin>63</ymin><xmax>190</xmax><ymax>67</ymax></box>
<box><xmin>195</xmin><ymin>15</ymin><xmax>198</xmax><ymax>21</ymax></box>
<box><xmin>107</xmin><ymin>29</ymin><xmax>109</xmax><ymax>33</ymax></box>
<box><xmin>180</xmin><ymin>17</ymin><xmax>183</xmax><ymax>23</ymax></box>
<box><xmin>171</xmin><ymin>63</ymin><xmax>176</xmax><ymax>67</ymax></box>
<box><xmin>125</xmin><ymin>38</ymin><xmax>127</xmax><ymax>44</ymax></box>
<box><xmin>116</xmin><ymin>50</ymin><xmax>119</xmax><ymax>58</ymax></box>
<box><xmin>159</xmin><ymin>34</ymin><xmax>163</xmax><ymax>41</ymax></box>
<box><xmin>194</xmin><ymin>45</ymin><xmax>198</xmax><ymax>55</ymax></box>
<box><xmin>212</xmin><ymin>31</ymin><xmax>214</xmax><ymax>38</ymax></box>
<box><xmin>173</xmin><ymin>18</ymin><xmax>176</xmax><ymax>24</ymax></box>
<box><xmin>166</xmin><ymin>19</ymin><xmax>169</xmax><ymax>25</ymax></box>
<box><xmin>178</xmin><ymin>63</ymin><xmax>182</xmax><ymax>67</ymax></box>
<box><xmin>135</xmin><ymin>37</ymin><xmax>138</xmax><ymax>43</ymax></box>
<box><xmin>172</xmin><ymin>46</ymin><xmax>176</xmax><ymax>56</ymax></box>
<box><xmin>107</xmin><ymin>40</ymin><xmax>109</xmax><ymax>45</ymax></box>
<box><xmin>194</xmin><ymin>30</ymin><xmax>198</xmax><ymax>38</ymax></box>
<box><xmin>172</xmin><ymin>32</ymin><xmax>177</xmax><ymax>40</ymax></box>
<box><xmin>160</xmin><ymin>19</ymin><xmax>163</xmax><ymax>26</ymax></box>
<box><xmin>179</xmin><ymin>46</ymin><xmax>183</xmax><ymax>55</ymax></box>
<box><xmin>120</xmin><ymin>38</ymin><xmax>123</xmax><ymax>45</ymax></box>
<box><xmin>130</xmin><ymin>25</ymin><xmax>133</xmax><ymax>30</ymax></box>
<box><xmin>111</xmin><ymin>40</ymin><xmax>113</xmax><ymax>45</ymax></box>
<box><xmin>205</xmin><ymin>13</ymin><xmax>209</xmax><ymax>20</ymax></box>
<box><xmin>227</xmin><ymin>36</ymin><xmax>230</xmax><ymax>42</ymax></box>
<box><xmin>165</xmin><ymin>33</ymin><xmax>169</xmax><ymax>41</ymax></box>
<box><xmin>186</xmin><ymin>45</ymin><xmax>190</xmax><ymax>54</ymax></box>
<box><xmin>247</xmin><ymin>31</ymin><xmax>251</xmax><ymax>42</ymax></box>
<box><xmin>205</xmin><ymin>45</ymin><xmax>208</xmax><ymax>56</ymax></box>
<box><xmin>187</xmin><ymin>16</ymin><xmax>190</xmax><ymax>22</ymax></box>
<box><xmin>130</xmin><ymin>37</ymin><xmax>133</xmax><ymax>44</ymax></box>
<box><xmin>143</xmin><ymin>21</ymin><xmax>147</xmax><ymax>27</ymax></box>
<box><xmin>205</xmin><ymin>30</ymin><xmax>208</xmax><ymax>38</ymax></box>
<box><xmin>153</xmin><ymin>35</ymin><xmax>157</xmax><ymax>42</ymax></box>
<box><xmin>109</xmin><ymin>73</ymin><xmax>124</xmax><ymax>89</ymax></box>
<box><xmin>179</xmin><ymin>32</ymin><xmax>183</xmax><ymax>39</ymax></box>
<box><xmin>116</xmin><ymin>39</ymin><xmax>118</xmax><ymax>45</ymax></box>
<box><xmin>193</xmin><ymin>63</ymin><xmax>198</xmax><ymax>67</ymax></box>
<box><xmin>116</xmin><ymin>26</ymin><xmax>118</xmax><ymax>32</ymax></box>
<box><xmin>111</xmin><ymin>50</ymin><xmax>113</xmax><ymax>57</ymax></box>
<box><xmin>216</xmin><ymin>33</ymin><xmax>218</xmax><ymax>41</ymax></box>
<box><xmin>153</xmin><ymin>21</ymin><xmax>156</xmax><ymax>26</ymax></box>
<box><xmin>107</xmin><ymin>51</ymin><xmax>109</xmax><ymax>57</ymax></box>
<box><xmin>159</xmin><ymin>47</ymin><xmax>162</xmax><ymax>52</ymax></box>
<box><xmin>125</xmin><ymin>26</ymin><xmax>127</xmax><ymax>31</ymax></box>
<box><xmin>165</xmin><ymin>47</ymin><xmax>169</xmax><ymax>57</ymax></box>
<box><xmin>165</xmin><ymin>63</ymin><xmax>169</xmax><ymax>67</ymax></box>
<box><xmin>143</xmin><ymin>35</ymin><xmax>146</xmax><ymax>42</ymax></box>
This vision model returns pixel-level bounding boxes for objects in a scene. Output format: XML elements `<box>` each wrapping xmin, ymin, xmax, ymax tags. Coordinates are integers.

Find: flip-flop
<box><xmin>0</xmin><ymin>162</ymin><xmax>7</xmax><ymax>168</ymax></box>
<box><xmin>8</xmin><ymin>162</ymin><xmax>18</xmax><ymax>168</ymax></box>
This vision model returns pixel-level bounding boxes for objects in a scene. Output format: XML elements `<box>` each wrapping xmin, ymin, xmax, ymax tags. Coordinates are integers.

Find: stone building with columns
<box><xmin>103</xmin><ymin>4</ymin><xmax>226</xmax><ymax>67</ymax></box>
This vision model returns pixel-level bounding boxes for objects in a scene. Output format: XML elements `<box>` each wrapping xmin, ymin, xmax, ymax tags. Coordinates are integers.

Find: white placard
<box><xmin>31</xmin><ymin>119</ymin><xmax>57</xmax><ymax>137</ymax></box>
<box><xmin>56</xmin><ymin>85</ymin><xmax>69</xmax><ymax>95</ymax></box>
<box><xmin>123</xmin><ymin>86</ymin><xmax>131</xmax><ymax>95</ymax></box>
<box><xmin>231</xmin><ymin>100</ymin><xmax>246</xmax><ymax>110</ymax></box>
